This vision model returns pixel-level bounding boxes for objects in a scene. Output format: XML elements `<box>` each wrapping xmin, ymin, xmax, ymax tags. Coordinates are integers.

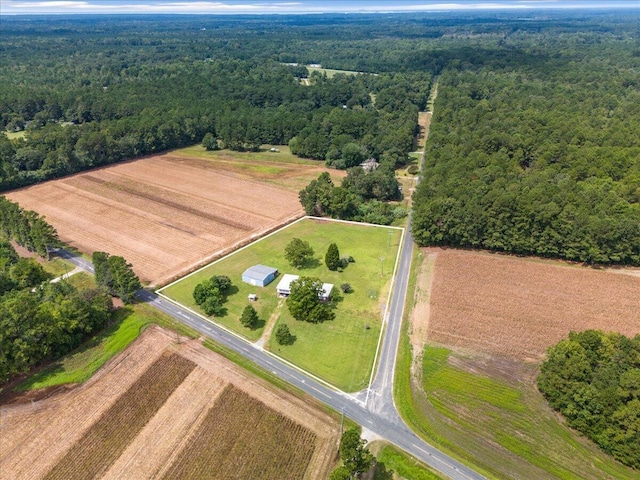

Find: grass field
<box><xmin>161</xmin><ymin>217</ymin><xmax>402</xmax><ymax>391</ymax></box>
<box><xmin>3</xmin><ymin>130</ymin><xmax>25</xmax><ymax>140</ymax></box>
<box><xmin>307</xmin><ymin>66</ymin><xmax>368</xmax><ymax>78</ymax></box>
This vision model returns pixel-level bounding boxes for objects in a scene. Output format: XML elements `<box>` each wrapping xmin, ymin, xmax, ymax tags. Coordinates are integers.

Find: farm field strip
<box><xmin>43</xmin><ymin>352</ymin><xmax>196</xmax><ymax>480</ymax></box>
<box><xmin>427</xmin><ymin>249</ymin><xmax>640</xmax><ymax>360</ymax></box>
<box><xmin>1</xmin><ymin>328</ymin><xmax>340</xmax><ymax>480</ymax></box>
<box><xmin>0</xmin><ymin>330</ymin><xmax>174</xmax><ymax>480</ymax></box>
<box><xmin>162</xmin><ymin>385</ymin><xmax>318</xmax><ymax>480</ymax></box>
<box><xmin>101</xmin><ymin>369</ymin><xmax>227</xmax><ymax>480</ymax></box>
<box><xmin>6</xmin><ymin>154</ymin><xmax>303</xmax><ymax>285</ymax></box>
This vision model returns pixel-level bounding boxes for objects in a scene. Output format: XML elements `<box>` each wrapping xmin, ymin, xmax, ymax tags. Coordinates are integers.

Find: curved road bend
<box><xmin>59</xmin><ymin>246</ymin><xmax>486</xmax><ymax>480</ymax></box>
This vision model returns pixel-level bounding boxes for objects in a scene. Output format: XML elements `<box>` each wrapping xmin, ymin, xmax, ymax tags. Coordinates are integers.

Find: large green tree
<box><xmin>286</xmin><ymin>276</ymin><xmax>335</xmax><ymax>324</ymax></box>
<box><xmin>92</xmin><ymin>251</ymin><xmax>141</xmax><ymax>304</ymax></box>
<box><xmin>284</xmin><ymin>238</ymin><xmax>315</xmax><ymax>269</ymax></box>
<box><xmin>239</xmin><ymin>304</ymin><xmax>259</xmax><ymax>329</ymax></box>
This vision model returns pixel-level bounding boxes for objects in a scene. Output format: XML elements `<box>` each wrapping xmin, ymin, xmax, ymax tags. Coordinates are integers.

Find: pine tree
<box><xmin>325</xmin><ymin>242</ymin><xmax>340</xmax><ymax>271</ymax></box>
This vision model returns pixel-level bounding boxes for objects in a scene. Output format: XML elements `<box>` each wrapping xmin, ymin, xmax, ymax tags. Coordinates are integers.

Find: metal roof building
<box><xmin>242</xmin><ymin>264</ymin><xmax>278</xmax><ymax>287</ymax></box>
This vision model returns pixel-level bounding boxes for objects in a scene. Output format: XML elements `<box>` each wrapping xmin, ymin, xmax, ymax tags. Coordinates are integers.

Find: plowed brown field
<box><xmin>0</xmin><ymin>327</ymin><xmax>339</xmax><ymax>480</ymax></box>
<box><xmin>6</xmin><ymin>154</ymin><xmax>306</xmax><ymax>285</ymax></box>
<box><xmin>416</xmin><ymin>248</ymin><xmax>640</xmax><ymax>361</ymax></box>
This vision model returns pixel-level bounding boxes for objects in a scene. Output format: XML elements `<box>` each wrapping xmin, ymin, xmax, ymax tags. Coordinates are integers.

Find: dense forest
<box><xmin>1</xmin><ymin>11</ymin><xmax>639</xmax><ymax>262</ymax></box>
<box><xmin>412</xmin><ymin>26</ymin><xmax>640</xmax><ymax>265</ymax></box>
<box><xmin>538</xmin><ymin>331</ymin><xmax>640</xmax><ymax>468</ymax></box>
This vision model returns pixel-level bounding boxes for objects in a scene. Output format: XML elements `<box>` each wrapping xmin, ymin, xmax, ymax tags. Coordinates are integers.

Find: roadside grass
<box><xmin>41</xmin><ymin>258</ymin><xmax>75</xmax><ymax>278</ymax></box>
<box><xmin>161</xmin><ymin>217</ymin><xmax>401</xmax><ymax>391</ymax></box>
<box><xmin>15</xmin><ymin>303</ymin><xmax>188</xmax><ymax>391</ymax></box>
<box><xmin>395</xmin><ymin>250</ymin><xmax>638</xmax><ymax>480</ymax></box>
<box><xmin>65</xmin><ymin>271</ymin><xmax>96</xmax><ymax>290</ymax></box>
<box><xmin>370</xmin><ymin>443</ymin><xmax>445</xmax><ymax>480</ymax></box>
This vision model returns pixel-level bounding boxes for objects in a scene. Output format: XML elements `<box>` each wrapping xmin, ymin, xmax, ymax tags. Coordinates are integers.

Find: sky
<box><xmin>1</xmin><ymin>0</ymin><xmax>639</xmax><ymax>15</ymax></box>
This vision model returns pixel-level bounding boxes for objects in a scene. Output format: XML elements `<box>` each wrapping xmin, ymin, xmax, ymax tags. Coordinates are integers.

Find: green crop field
<box><xmin>160</xmin><ymin>217</ymin><xmax>402</xmax><ymax>391</ymax></box>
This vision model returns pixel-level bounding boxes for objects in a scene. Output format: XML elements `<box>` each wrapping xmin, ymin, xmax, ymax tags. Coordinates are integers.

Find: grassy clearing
<box><xmin>307</xmin><ymin>66</ymin><xmax>368</xmax><ymax>78</ymax></box>
<box><xmin>4</xmin><ymin>130</ymin><xmax>25</xmax><ymax>140</ymax></box>
<box><xmin>174</xmin><ymin>144</ymin><xmax>317</xmax><ymax>166</ymax></box>
<box><xmin>371</xmin><ymin>443</ymin><xmax>445</xmax><ymax>480</ymax></box>
<box><xmin>162</xmin><ymin>218</ymin><xmax>401</xmax><ymax>391</ymax></box>
<box><xmin>15</xmin><ymin>303</ymin><xmax>193</xmax><ymax>391</ymax></box>
<box><xmin>395</xmin><ymin>249</ymin><xmax>638</xmax><ymax>479</ymax></box>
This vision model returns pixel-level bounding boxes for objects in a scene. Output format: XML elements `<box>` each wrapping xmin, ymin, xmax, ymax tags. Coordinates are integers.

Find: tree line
<box><xmin>0</xmin><ymin>196</ymin><xmax>59</xmax><ymax>259</ymax></box>
<box><xmin>0</xmin><ymin>239</ymin><xmax>113</xmax><ymax>384</ymax></box>
<box><xmin>538</xmin><ymin>330</ymin><xmax>640</xmax><ymax>468</ymax></box>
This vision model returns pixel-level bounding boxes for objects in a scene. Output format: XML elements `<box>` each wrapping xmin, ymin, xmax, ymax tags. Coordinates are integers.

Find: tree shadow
<box><xmin>249</xmin><ymin>317</ymin><xmax>266</xmax><ymax>330</ymax></box>
<box><xmin>372</xmin><ymin>461</ymin><xmax>394</xmax><ymax>480</ymax></box>
<box><xmin>300</xmin><ymin>257</ymin><xmax>321</xmax><ymax>269</ymax></box>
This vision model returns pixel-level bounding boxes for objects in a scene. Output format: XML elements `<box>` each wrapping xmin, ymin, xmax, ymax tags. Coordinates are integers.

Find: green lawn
<box><xmin>66</xmin><ymin>271</ymin><xmax>96</xmax><ymax>290</ymax></box>
<box><xmin>307</xmin><ymin>66</ymin><xmax>368</xmax><ymax>78</ymax></box>
<box><xmin>15</xmin><ymin>303</ymin><xmax>183</xmax><ymax>391</ymax></box>
<box><xmin>161</xmin><ymin>218</ymin><xmax>402</xmax><ymax>391</ymax></box>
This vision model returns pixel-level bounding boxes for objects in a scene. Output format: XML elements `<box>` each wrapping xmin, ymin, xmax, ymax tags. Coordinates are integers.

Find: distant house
<box><xmin>242</xmin><ymin>265</ymin><xmax>278</xmax><ymax>287</ymax></box>
<box><xmin>276</xmin><ymin>274</ymin><xmax>333</xmax><ymax>301</ymax></box>
<box><xmin>360</xmin><ymin>158</ymin><xmax>379</xmax><ymax>172</ymax></box>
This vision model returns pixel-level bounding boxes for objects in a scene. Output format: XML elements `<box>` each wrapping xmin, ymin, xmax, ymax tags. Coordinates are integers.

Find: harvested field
<box><xmin>420</xmin><ymin>248</ymin><xmax>640</xmax><ymax>361</ymax></box>
<box><xmin>163</xmin><ymin>385</ymin><xmax>317</xmax><ymax>480</ymax></box>
<box><xmin>5</xmin><ymin>154</ymin><xmax>306</xmax><ymax>286</ymax></box>
<box><xmin>0</xmin><ymin>327</ymin><xmax>339</xmax><ymax>480</ymax></box>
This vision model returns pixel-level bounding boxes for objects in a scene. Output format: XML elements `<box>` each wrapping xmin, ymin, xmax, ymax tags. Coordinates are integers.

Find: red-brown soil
<box><xmin>420</xmin><ymin>248</ymin><xmax>640</xmax><ymax>361</ymax></box>
<box><xmin>6</xmin><ymin>155</ymin><xmax>305</xmax><ymax>286</ymax></box>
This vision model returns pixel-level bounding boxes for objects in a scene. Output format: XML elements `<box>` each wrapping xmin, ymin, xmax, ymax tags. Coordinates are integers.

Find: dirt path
<box><xmin>255</xmin><ymin>298</ymin><xmax>285</xmax><ymax>347</ymax></box>
<box><xmin>408</xmin><ymin>250</ymin><xmax>438</xmax><ymax>373</ymax></box>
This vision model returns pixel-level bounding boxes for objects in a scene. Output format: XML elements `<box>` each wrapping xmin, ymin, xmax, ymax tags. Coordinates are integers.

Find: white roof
<box><xmin>321</xmin><ymin>283</ymin><xmax>334</xmax><ymax>297</ymax></box>
<box><xmin>242</xmin><ymin>264</ymin><xmax>278</xmax><ymax>281</ymax></box>
<box><xmin>276</xmin><ymin>274</ymin><xmax>300</xmax><ymax>292</ymax></box>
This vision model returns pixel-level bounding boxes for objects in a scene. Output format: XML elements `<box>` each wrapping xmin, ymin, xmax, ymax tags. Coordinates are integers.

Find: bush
<box><xmin>340</xmin><ymin>283</ymin><xmax>353</xmax><ymax>294</ymax></box>
<box><xmin>407</xmin><ymin>164</ymin><xmax>419</xmax><ymax>175</ymax></box>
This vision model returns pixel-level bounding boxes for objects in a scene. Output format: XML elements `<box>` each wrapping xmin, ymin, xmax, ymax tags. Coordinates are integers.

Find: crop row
<box><xmin>44</xmin><ymin>353</ymin><xmax>196</xmax><ymax>480</ymax></box>
<box><xmin>163</xmin><ymin>385</ymin><xmax>318</xmax><ymax>480</ymax></box>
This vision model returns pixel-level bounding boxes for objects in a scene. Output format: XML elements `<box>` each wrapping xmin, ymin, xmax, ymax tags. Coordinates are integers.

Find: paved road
<box><xmin>58</xmin><ymin>246</ymin><xmax>486</xmax><ymax>480</ymax></box>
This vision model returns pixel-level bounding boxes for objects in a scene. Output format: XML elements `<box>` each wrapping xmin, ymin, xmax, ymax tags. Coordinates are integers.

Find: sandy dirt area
<box><xmin>6</xmin><ymin>155</ymin><xmax>305</xmax><ymax>286</ymax></box>
<box><xmin>0</xmin><ymin>327</ymin><xmax>339</xmax><ymax>480</ymax></box>
<box><xmin>415</xmin><ymin>248</ymin><xmax>640</xmax><ymax>361</ymax></box>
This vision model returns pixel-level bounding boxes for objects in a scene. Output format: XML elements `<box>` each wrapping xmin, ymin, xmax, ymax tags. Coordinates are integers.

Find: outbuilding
<box><xmin>276</xmin><ymin>273</ymin><xmax>299</xmax><ymax>297</ymax></box>
<box><xmin>320</xmin><ymin>283</ymin><xmax>334</xmax><ymax>301</ymax></box>
<box><xmin>242</xmin><ymin>264</ymin><xmax>278</xmax><ymax>287</ymax></box>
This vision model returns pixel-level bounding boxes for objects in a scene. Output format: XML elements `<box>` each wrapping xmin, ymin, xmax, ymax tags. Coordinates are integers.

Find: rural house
<box><xmin>276</xmin><ymin>274</ymin><xmax>334</xmax><ymax>301</ymax></box>
<box><xmin>242</xmin><ymin>264</ymin><xmax>278</xmax><ymax>287</ymax></box>
<box><xmin>360</xmin><ymin>158</ymin><xmax>379</xmax><ymax>172</ymax></box>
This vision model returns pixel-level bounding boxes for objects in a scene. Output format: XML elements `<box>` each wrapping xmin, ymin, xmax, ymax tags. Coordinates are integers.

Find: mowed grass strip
<box><xmin>163</xmin><ymin>384</ymin><xmax>317</xmax><ymax>480</ymax></box>
<box><xmin>162</xmin><ymin>218</ymin><xmax>401</xmax><ymax>390</ymax></box>
<box><xmin>44</xmin><ymin>352</ymin><xmax>195</xmax><ymax>480</ymax></box>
